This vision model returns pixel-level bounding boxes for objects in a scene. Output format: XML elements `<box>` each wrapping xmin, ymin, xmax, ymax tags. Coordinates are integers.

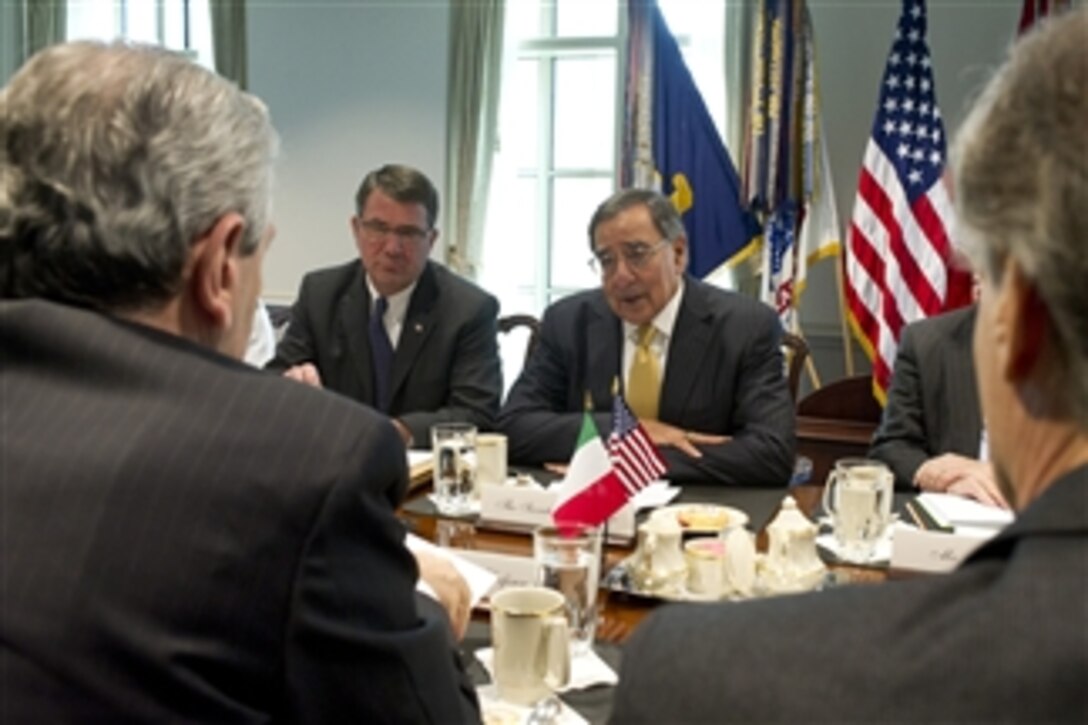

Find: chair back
<box><xmin>796</xmin><ymin>374</ymin><xmax>882</xmax><ymax>423</ymax></box>
<box><xmin>780</xmin><ymin>332</ymin><xmax>810</xmax><ymax>404</ymax></box>
<box><xmin>498</xmin><ymin>314</ymin><xmax>541</xmax><ymax>366</ymax></box>
<box><xmin>498</xmin><ymin>314</ymin><xmax>541</xmax><ymax>395</ymax></box>
<box><xmin>796</xmin><ymin>374</ymin><xmax>883</xmax><ymax>487</ymax></box>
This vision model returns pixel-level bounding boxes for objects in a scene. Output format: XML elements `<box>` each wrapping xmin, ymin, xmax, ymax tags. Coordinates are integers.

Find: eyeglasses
<box><xmin>588</xmin><ymin>239</ymin><xmax>670</xmax><ymax>276</ymax></box>
<box><xmin>358</xmin><ymin>219</ymin><xmax>431</xmax><ymax>245</ymax></box>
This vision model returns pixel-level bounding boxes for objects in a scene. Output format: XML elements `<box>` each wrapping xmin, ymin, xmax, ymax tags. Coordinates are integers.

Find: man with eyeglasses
<box><xmin>499</xmin><ymin>188</ymin><xmax>795</xmax><ymax>486</ymax></box>
<box><xmin>269</xmin><ymin>164</ymin><xmax>502</xmax><ymax>446</ymax></box>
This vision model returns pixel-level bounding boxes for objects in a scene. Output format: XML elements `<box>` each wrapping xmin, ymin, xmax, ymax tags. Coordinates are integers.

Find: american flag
<box><xmin>844</xmin><ymin>0</ymin><xmax>970</xmax><ymax>403</ymax></box>
<box><xmin>1019</xmin><ymin>0</ymin><xmax>1071</xmax><ymax>35</ymax></box>
<box><xmin>608</xmin><ymin>394</ymin><xmax>667</xmax><ymax>494</ymax></box>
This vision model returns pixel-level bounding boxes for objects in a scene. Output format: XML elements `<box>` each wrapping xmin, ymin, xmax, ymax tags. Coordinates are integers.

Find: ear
<box><xmin>1000</xmin><ymin>259</ymin><xmax>1049</xmax><ymax>384</ymax></box>
<box><xmin>673</xmin><ymin>236</ymin><xmax>689</xmax><ymax>274</ymax></box>
<box><xmin>188</xmin><ymin>212</ymin><xmax>247</xmax><ymax>333</ymax></box>
<box><xmin>426</xmin><ymin>228</ymin><xmax>439</xmax><ymax>255</ymax></box>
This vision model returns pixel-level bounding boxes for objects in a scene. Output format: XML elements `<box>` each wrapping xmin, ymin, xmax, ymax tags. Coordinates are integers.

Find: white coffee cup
<box><xmin>490</xmin><ymin>586</ymin><xmax>570</xmax><ymax>705</ymax></box>
<box><xmin>476</xmin><ymin>433</ymin><xmax>508</xmax><ymax>488</ymax></box>
<box><xmin>822</xmin><ymin>458</ymin><xmax>894</xmax><ymax>563</ymax></box>
<box><xmin>684</xmin><ymin>537</ymin><xmax>727</xmax><ymax>598</ymax></box>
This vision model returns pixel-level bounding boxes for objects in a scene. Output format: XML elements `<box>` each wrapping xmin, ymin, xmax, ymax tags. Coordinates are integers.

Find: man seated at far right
<box><xmin>869</xmin><ymin>303</ymin><xmax>1007</xmax><ymax>507</ymax></box>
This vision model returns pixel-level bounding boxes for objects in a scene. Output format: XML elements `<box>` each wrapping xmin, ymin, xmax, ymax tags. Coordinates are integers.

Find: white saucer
<box><xmin>426</xmin><ymin>494</ymin><xmax>482</xmax><ymax>518</ymax></box>
<box><xmin>815</xmin><ymin>532</ymin><xmax>893</xmax><ymax>567</ymax></box>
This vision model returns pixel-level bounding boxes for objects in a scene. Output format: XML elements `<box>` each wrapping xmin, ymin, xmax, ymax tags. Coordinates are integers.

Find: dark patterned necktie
<box><xmin>369</xmin><ymin>296</ymin><xmax>394</xmax><ymax>412</ymax></box>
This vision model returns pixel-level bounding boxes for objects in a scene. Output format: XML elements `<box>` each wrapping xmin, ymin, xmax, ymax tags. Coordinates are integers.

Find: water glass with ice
<box><xmin>431</xmin><ymin>423</ymin><xmax>477</xmax><ymax>515</ymax></box>
<box><xmin>532</xmin><ymin>524</ymin><xmax>602</xmax><ymax>654</ymax></box>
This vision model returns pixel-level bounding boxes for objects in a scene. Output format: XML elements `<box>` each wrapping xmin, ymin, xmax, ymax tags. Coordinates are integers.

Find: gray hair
<box><xmin>0</xmin><ymin>41</ymin><xmax>278</xmax><ymax>312</ymax></box>
<box><xmin>587</xmin><ymin>188</ymin><xmax>685</xmax><ymax>249</ymax></box>
<box><xmin>952</xmin><ymin>7</ymin><xmax>1088</xmax><ymax>429</ymax></box>
<box><xmin>354</xmin><ymin>164</ymin><xmax>439</xmax><ymax>229</ymax></box>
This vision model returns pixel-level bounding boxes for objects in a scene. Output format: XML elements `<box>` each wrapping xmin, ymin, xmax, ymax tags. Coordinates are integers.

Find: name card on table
<box><xmin>453</xmin><ymin>549</ymin><xmax>538</xmax><ymax>594</ymax></box>
<box><xmin>479</xmin><ymin>485</ymin><xmax>636</xmax><ymax>542</ymax></box>
<box><xmin>891</xmin><ymin>493</ymin><xmax>1010</xmax><ymax>573</ymax></box>
<box><xmin>890</xmin><ymin>525</ymin><xmax>993</xmax><ymax>574</ymax></box>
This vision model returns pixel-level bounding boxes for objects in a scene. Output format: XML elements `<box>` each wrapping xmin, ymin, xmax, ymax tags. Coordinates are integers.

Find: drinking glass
<box><xmin>431</xmin><ymin>423</ymin><xmax>477</xmax><ymax>515</ymax></box>
<box><xmin>822</xmin><ymin>458</ymin><xmax>893</xmax><ymax>562</ymax></box>
<box><xmin>533</xmin><ymin>524</ymin><xmax>602</xmax><ymax>654</ymax></box>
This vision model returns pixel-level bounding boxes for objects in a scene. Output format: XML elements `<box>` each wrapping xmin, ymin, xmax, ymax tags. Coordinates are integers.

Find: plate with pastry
<box><xmin>649</xmin><ymin>503</ymin><xmax>750</xmax><ymax>533</ymax></box>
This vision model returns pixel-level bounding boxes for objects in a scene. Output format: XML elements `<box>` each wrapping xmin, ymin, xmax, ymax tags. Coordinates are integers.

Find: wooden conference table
<box><xmin>399</xmin><ymin>481</ymin><xmax>894</xmax><ymax>723</ymax></box>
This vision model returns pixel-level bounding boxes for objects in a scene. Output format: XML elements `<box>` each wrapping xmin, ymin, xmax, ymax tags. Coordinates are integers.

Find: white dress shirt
<box><xmin>366</xmin><ymin>277</ymin><xmax>417</xmax><ymax>349</ymax></box>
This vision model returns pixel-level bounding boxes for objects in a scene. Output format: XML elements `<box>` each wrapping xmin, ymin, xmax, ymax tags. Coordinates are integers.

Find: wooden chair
<box><xmin>795</xmin><ymin>374</ymin><xmax>883</xmax><ymax>486</ymax></box>
<box><xmin>498</xmin><ymin>313</ymin><xmax>541</xmax><ymax>372</ymax></box>
<box><xmin>780</xmin><ymin>331</ymin><xmax>810</xmax><ymax>404</ymax></box>
<box><xmin>797</xmin><ymin>374</ymin><xmax>882</xmax><ymax>423</ymax></box>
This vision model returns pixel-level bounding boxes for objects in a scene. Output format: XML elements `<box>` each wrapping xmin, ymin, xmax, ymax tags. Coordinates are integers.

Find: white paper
<box><xmin>452</xmin><ymin>550</ymin><xmax>538</xmax><ymax>592</ymax></box>
<box><xmin>915</xmin><ymin>492</ymin><xmax>1015</xmax><ymax>530</ymax></box>
<box><xmin>475</xmin><ymin>684</ymin><xmax>588</xmax><ymax>725</ymax></box>
<box><xmin>475</xmin><ymin>646</ymin><xmax>618</xmax><ymax>692</ymax></box>
<box><xmin>629</xmin><ymin>480</ymin><xmax>680</xmax><ymax>510</ymax></box>
<box><xmin>405</xmin><ymin>533</ymin><xmax>498</xmax><ymax>607</ymax></box>
<box><xmin>407</xmin><ymin>449</ymin><xmax>432</xmax><ymax>469</ymax></box>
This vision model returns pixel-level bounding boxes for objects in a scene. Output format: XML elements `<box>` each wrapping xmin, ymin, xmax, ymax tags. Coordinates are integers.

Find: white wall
<box><xmin>247</xmin><ymin>0</ymin><xmax>451</xmax><ymax>303</ymax></box>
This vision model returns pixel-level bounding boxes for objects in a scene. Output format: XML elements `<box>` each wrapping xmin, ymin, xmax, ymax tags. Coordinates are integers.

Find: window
<box><xmin>479</xmin><ymin>0</ymin><xmax>730</xmax><ymax>324</ymax></box>
<box><xmin>66</xmin><ymin>0</ymin><xmax>214</xmax><ymax>70</ymax></box>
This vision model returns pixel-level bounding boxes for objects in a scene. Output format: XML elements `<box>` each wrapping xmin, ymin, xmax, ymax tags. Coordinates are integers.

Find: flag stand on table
<box><xmin>551</xmin><ymin>393</ymin><xmax>666</xmax><ymax>529</ymax></box>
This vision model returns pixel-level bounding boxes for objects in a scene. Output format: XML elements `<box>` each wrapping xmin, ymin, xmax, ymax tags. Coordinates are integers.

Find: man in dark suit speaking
<box><xmin>499</xmin><ymin>188</ymin><xmax>795</xmax><ymax>486</ymax></box>
<box><xmin>1</xmin><ymin>42</ymin><xmax>478</xmax><ymax>723</ymax></box>
<box><xmin>268</xmin><ymin>164</ymin><xmax>502</xmax><ymax>448</ymax></box>
<box><xmin>612</xmin><ymin>10</ymin><xmax>1088</xmax><ymax>720</ymax></box>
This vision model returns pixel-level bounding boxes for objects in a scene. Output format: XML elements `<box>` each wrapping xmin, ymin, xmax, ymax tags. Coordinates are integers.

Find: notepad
<box><xmin>915</xmin><ymin>492</ymin><xmax>1014</xmax><ymax>530</ymax></box>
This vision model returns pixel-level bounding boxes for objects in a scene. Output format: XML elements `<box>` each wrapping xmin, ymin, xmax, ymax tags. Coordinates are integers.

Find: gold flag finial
<box><xmin>584</xmin><ymin>391</ymin><xmax>593</xmax><ymax>412</ymax></box>
<box><xmin>611</xmin><ymin>376</ymin><xmax>620</xmax><ymax>397</ymax></box>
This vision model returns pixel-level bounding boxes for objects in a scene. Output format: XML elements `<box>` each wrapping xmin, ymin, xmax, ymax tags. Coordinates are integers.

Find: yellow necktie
<box><xmin>627</xmin><ymin>324</ymin><xmax>660</xmax><ymax>420</ymax></box>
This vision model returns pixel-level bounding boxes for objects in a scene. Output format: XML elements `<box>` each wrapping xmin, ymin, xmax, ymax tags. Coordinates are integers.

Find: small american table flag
<box><xmin>608</xmin><ymin>394</ymin><xmax>667</xmax><ymax>495</ymax></box>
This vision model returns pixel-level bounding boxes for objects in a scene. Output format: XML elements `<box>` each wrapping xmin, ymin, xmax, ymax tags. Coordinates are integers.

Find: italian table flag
<box><xmin>551</xmin><ymin>412</ymin><xmax>629</xmax><ymax>527</ymax></box>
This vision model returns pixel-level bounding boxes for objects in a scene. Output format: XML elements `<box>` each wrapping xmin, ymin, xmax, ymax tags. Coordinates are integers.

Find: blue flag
<box><xmin>625</xmin><ymin>3</ymin><xmax>758</xmax><ymax>278</ymax></box>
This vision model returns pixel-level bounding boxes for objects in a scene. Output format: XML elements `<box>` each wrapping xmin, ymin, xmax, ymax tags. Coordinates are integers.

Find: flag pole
<box><xmin>835</xmin><ymin>248</ymin><xmax>855</xmax><ymax>376</ymax></box>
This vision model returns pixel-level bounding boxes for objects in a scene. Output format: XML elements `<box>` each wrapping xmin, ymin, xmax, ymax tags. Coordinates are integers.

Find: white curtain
<box><xmin>210</xmin><ymin>0</ymin><xmax>247</xmax><ymax>88</ymax></box>
<box><xmin>723</xmin><ymin>0</ymin><xmax>761</xmax><ymax>295</ymax></box>
<box><xmin>444</xmin><ymin>0</ymin><xmax>506</xmax><ymax>279</ymax></box>
<box><xmin>20</xmin><ymin>0</ymin><xmax>66</xmax><ymax>63</ymax></box>
<box><xmin>722</xmin><ymin>0</ymin><xmax>754</xmax><ymax>160</ymax></box>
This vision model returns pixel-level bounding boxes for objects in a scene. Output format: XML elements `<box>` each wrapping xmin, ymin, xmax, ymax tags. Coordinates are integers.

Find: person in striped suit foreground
<box><xmin>1</xmin><ymin>41</ymin><xmax>478</xmax><ymax>723</ymax></box>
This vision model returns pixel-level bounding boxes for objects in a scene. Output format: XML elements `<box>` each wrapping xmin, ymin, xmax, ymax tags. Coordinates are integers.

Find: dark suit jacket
<box><xmin>1</xmin><ymin>300</ymin><xmax>479</xmax><ymax>724</ymax></box>
<box><xmin>612</xmin><ymin>465</ymin><xmax>1088</xmax><ymax>722</ymax></box>
<box><xmin>870</xmin><ymin>306</ymin><xmax>982</xmax><ymax>489</ymax></box>
<box><xmin>268</xmin><ymin>260</ymin><xmax>502</xmax><ymax>445</ymax></box>
<box><xmin>498</xmin><ymin>279</ymin><xmax>795</xmax><ymax>486</ymax></box>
